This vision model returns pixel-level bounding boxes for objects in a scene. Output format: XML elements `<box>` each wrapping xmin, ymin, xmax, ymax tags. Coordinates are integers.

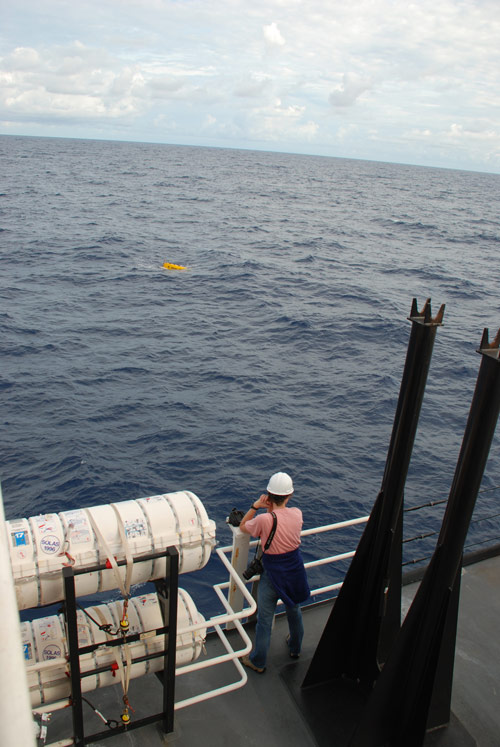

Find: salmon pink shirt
<box><xmin>244</xmin><ymin>507</ymin><xmax>303</xmax><ymax>554</ymax></box>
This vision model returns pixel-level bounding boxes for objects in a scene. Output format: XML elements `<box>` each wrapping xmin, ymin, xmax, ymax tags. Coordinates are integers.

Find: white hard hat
<box><xmin>267</xmin><ymin>472</ymin><xmax>294</xmax><ymax>496</ymax></box>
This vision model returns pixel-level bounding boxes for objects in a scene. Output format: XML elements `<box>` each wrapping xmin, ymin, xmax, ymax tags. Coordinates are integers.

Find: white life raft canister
<box><xmin>22</xmin><ymin>589</ymin><xmax>205</xmax><ymax>708</ymax></box>
<box><xmin>7</xmin><ymin>491</ymin><xmax>216</xmax><ymax>609</ymax></box>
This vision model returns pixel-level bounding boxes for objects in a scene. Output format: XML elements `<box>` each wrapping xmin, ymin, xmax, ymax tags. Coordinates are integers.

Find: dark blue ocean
<box><xmin>2</xmin><ymin>134</ymin><xmax>500</xmax><ymax>613</ymax></box>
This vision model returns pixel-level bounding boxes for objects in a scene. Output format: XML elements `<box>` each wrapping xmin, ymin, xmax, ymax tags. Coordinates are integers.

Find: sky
<box><xmin>1</xmin><ymin>0</ymin><xmax>500</xmax><ymax>173</ymax></box>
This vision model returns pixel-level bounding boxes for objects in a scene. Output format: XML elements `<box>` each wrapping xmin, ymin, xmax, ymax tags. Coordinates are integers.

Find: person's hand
<box><xmin>254</xmin><ymin>493</ymin><xmax>270</xmax><ymax>510</ymax></box>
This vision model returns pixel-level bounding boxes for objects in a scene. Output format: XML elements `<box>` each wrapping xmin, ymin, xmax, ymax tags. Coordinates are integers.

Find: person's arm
<box><xmin>239</xmin><ymin>493</ymin><xmax>270</xmax><ymax>533</ymax></box>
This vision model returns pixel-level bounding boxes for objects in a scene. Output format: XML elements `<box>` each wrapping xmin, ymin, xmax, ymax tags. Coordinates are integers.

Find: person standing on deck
<box><xmin>239</xmin><ymin>472</ymin><xmax>310</xmax><ymax>673</ymax></box>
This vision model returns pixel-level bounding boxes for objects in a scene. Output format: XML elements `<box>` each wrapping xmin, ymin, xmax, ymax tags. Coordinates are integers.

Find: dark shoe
<box><xmin>286</xmin><ymin>635</ymin><xmax>300</xmax><ymax>659</ymax></box>
<box><xmin>241</xmin><ymin>655</ymin><xmax>265</xmax><ymax>673</ymax></box>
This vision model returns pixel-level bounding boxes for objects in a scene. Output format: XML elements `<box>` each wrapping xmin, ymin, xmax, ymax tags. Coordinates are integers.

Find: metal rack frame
<box><xmin>62</xmin><ymin>546</ymin><xmax>179</xmax><ymax>746</ymax></box>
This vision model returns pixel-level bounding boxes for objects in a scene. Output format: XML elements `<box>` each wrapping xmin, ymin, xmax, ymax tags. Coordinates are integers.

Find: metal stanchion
<box><xmin>350</xmin><ymin>327</ymin><xmax>500</xmax><ymax>746</ymax></box>
<box><xmin>303</xmin><ymin>299</ymin><xmax>444</xmax><ymax>690</ymax></box>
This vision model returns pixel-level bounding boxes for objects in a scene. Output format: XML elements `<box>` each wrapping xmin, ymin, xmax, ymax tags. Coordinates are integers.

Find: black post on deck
<box><xmin>158</xmin><ymin>546</ymin><xmax>179</xmax><ymax>735</ymax></box>
<box><xmin>63</xmin><ymin>565</ymin><xmax>85</xmax><ymax>747</ymax></box>
<box><xmin>350</xmin><ymin>327</ymin><xmax>500</xmax><ymax>747</ymax></box>
<box><xmin>303</xmin><ymin>298</ymin><xmax>445</xmax><ymax>690</ymax></box>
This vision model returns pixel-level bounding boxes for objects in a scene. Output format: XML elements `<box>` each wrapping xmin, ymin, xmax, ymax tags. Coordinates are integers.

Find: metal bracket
<box><xmin>478</xmin><ymin>327</ymin><xmax>500</xmax><ymax>360</ymax></box>
<box><xmin>408</xmin><ymin>297</ymin><xmax>445</xmax><ymax>326</ymax></box>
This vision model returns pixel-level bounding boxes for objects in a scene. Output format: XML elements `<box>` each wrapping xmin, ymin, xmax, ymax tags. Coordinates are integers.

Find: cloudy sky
<box><xmin>2</xmin><ymin>0</ymin><xmax>500</xmax><ymax>172</ymax></box>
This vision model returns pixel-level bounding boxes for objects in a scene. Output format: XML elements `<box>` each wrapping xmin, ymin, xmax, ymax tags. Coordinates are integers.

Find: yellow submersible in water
<box><xmin>163</xmin><ymin>261</ymin><xmax>187</xmax><ymax>270</ymax></box>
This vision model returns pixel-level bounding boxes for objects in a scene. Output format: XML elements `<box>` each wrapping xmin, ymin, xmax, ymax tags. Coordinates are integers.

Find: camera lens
<box><xmin>242</xmin><ymin>557</ymin><xmax>262</xmax><ymax>580</ymax></box>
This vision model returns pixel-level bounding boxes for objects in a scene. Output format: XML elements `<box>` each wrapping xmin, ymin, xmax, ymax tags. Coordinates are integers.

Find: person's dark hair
<box><xmin>267</xmin><ymin>491</ymin><xmax>289</xmax><ymax>506</ymax></box>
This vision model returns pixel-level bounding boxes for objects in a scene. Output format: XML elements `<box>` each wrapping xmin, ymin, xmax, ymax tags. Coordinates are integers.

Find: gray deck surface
<box><xmin>44</xmin><ymin>554</ymin><xmax>500</xmax><ymax>746</ymax></box>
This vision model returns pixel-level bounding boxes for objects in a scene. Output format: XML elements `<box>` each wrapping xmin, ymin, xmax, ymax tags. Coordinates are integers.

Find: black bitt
<box><xmin>303</xmin><ymin>298</ymin><xmax>444</xmax><ymax>691</ymax></box>
<box><xmin>350</xmin><ymin>327</ymin><xmax>500</xmax><ymax>747</ymax></box>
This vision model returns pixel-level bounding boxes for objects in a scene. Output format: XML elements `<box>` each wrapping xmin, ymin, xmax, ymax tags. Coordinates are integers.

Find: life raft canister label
<box><xmin>65</xmin><ymin>509</ymin><xmax>92</xmax><ymax>544</ymax></box>
<box><xmin>13</xmin><ymin>530</ymin><xmax>29</xmax><ymax>547</ymax></box>
<box><xmin>42</xmin><ymin>644</ymin><xmax>62</xmax><ymax>660</ymax></box>
<box><xmin>40</xmin><ymin>535</ymin><xmax>61</xmax><ymax>554</ymax></box>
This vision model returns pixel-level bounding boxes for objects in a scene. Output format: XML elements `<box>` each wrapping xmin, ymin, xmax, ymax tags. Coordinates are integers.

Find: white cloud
<box><xmin>337</xmin><ymin>124</ymin><xmax>359</xmax><ymax>141</ymax></box>
<box><xmin>111</xmin><ymin>68</ymin><xmax>147</xmax><ymax>97</ymax></box>
<box><xmin>329</xmin><ymin>73</ymin><xmax>373</xmax><ymax>108</ymax></box>
<box><xmin>297</xmin><ymin>120</ymin><xmax>319</xmax><ymax>139</ymax></box>
<box><xmin>144</xmin><ymin>75</ymin><xmax>185</xmax><ymax>100</ymax></box>
<box><xmin>2</xmin><ymin>47</ymin><xmax>40</xmax><ymax>70</ymax></box>
<box><xmin>446</xmin><ymin>122</ymin><xmax>500</xmax><ymax>142</ymax></box>
<box><xmin>234</xmin><ymin>74</ymin><xmax>271</xmax><ymax>98</ymax></box>
<box><xmin>407</xmin><ymin>128</ymin><xmax>433</xmax><ymax>139</ymax></box>
<box><xmin>1</xmin><ymin>0</ymin><xmax>500</xmax><ymax>170</ymax></box>
<box><xmin>273</xmin><ymin>98</ymin><xmax>304</xmax><ymax>117</ymax></box>
<box><xmin>0</xmin><ymin>41</ymin><xmax>146</xmax><ymax>121</ymax></box>
<box><xmin>263</xmin><ymin>22</ymin><xmax>285</xmax><ymax>47</ymax></box>
<box><xmin>448</xmin><ymin>123</ymin><xmax>464</xmax><ymax>138</ymax></box>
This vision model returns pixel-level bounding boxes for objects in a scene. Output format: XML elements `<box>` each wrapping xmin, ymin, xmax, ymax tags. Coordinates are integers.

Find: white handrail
<box><xmin>174</xmin><ymin>624</ymin><xmax>248</xmax><ymax>710</ymax></box>
<box><xmin>166</xmin><ymin>544</ymin><xmax>258</xmax><ymax>711</ymax></box>
<box><xmin>220</xmin><ymin>514</ymin><xmax>369</xmax><ymax>555</ymax></box>
<box><xmin>215</xmin><ymin>515</ymin><xmax>368</xmax><ymax>598</ymax></box>
<box><xmin>305</xmin><ymin>550</ymin><xmax>356</xmax><ymax>568</ymax></box>
<box><xmin>300</xmin><ymin>515</ymin><xmax>369</xmax><ymax>536</ymax></box>
<box><xmin>170</xmin><ymin>515</ymin><xmax>368</xmax><ymax>707</ymax></box>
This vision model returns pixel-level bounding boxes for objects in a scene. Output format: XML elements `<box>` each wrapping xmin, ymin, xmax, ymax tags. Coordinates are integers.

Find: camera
<box><xmin>226</xmin><ymin>508</ymin><xmax>245</xmax><ymax>527</ymax></box>
<box><xmin>242</xmin><ymin>556</ymin><xmax>263</xmax><ymax>580</ymax></box>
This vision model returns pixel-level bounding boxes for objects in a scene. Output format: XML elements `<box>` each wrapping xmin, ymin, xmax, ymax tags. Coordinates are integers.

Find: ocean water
<box><xmin>2</xmin><ymin>135</ymin><xmax>500</xmax><ymax>612</ymax></box>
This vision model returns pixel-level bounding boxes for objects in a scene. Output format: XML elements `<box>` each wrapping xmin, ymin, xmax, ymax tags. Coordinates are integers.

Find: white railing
<box><xmin>172</xmin><ymin>515</ymin><xmax>370</xmax><ymax>710</ymax></box>
<box><xmin>224</xmin><ymin>515</ymin><xmax>369</xmax><ymax>614</ymax></box>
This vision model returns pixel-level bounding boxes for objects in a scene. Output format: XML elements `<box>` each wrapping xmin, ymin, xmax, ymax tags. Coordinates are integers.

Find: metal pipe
<box><xmin>304</xmin><ymin>551</ymin><xmax>356</xmax><ymax>568</ymax></box>
<box><xmin>33</xmin><ymin>700</ymin><xmax>71</xmax><ymax>714</ymax></box>
<box><xmin>174</xmin><ymin>624</ymin><xmax>248</xmax><ymax>710</ymax></box>
<box><xmin>226</xmin><ymin>526</ymin><xmax>252</xmax><ymax>630</ymax></box>
<box><xmin>217</xmin><ymin>514</ymin><xmax>370</xmax><ymax>554</ymax></box>
<box><xmin>300</xmin><ymin>516</ymin><xmax>370</xmax><ymax>536</ymax></box>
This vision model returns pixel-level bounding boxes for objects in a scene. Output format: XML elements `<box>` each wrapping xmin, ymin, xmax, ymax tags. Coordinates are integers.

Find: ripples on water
<box><xmin>2</xmin><ymin>135</ymin><xmax>500</xmax><ymax>610</ymax></box>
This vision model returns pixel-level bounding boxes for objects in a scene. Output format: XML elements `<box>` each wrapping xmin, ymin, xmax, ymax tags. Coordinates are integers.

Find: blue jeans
<box><xmin>250</xmin><ymin>570</ymin><xmax>304</xmax><ymax>669</ymax></box>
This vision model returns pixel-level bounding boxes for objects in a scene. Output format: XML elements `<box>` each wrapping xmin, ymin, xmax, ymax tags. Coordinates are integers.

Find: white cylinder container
<box><xmin>22</xmin><ymin>589</ymin><xmax>206</xmax><ymax>708</ymax></box>
<box><xmin>7</xmin><ymin>492</ymin><xmax>216</xmax><ymax>609</ymax></box>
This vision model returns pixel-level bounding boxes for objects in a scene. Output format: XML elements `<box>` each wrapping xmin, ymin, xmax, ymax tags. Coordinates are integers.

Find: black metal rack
<box><xmin>62</xmin><ymin>546</ymin><xmax>179</xmax><ymax>746</ymax></box>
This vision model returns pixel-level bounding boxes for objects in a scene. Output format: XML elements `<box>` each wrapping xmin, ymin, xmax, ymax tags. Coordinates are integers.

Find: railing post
<box><xmin>226</xmin><ymin>525</ymin><xmax>251</xmax><ymax>629</ymax></box>
<box><xmin>159</xmin><ymin>546</ymin><xmax>178</xmax><ymax>735</ymax></box>
<box><xmin>63</xmin><ymin>565</ymin><xmax>85</xmax><ymax>747</ymax></box>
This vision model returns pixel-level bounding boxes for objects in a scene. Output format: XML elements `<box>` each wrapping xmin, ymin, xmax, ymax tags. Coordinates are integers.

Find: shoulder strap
<box><xmin>263</xmin><ymin>512</ymin><xmax>277</xmax><ymax>552</ymax></box>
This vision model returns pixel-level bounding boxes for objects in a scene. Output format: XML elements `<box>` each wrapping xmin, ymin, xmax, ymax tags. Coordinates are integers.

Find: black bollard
<box><xmin>350</xmin><ymin>327</ymin><xmax>500</xmax><ymax>747</ymax></box>
<box><xmin>303</xmin><ymin>299</ymin><xmax>444</xmax><ymax>690</ymax></box>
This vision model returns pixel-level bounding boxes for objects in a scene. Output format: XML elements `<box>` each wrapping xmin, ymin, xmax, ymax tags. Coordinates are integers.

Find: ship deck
<box><xmin>43</xmin><ymin>551</ymin><xmax>500</xmax><ymax>747</ymax></box>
